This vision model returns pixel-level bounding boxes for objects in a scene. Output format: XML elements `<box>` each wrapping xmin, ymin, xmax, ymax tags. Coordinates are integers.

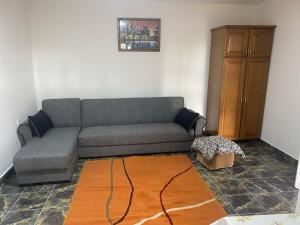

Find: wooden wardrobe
<box><xmin>206</xmin><ymin>25</ymin><xmax>276</xmax><ymax>140</ymax></box>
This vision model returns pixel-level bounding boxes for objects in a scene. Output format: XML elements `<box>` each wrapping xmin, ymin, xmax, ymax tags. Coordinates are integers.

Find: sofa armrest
<box><xmin>194</xmin><ymin>115</ymin><xmax>207</xmax><ymax>137</ymax></box>
<box><xmin>185</xmin><ymin>109</ymin><xmax>207</xmax><ymax>138</ymax></box>
<box><xmin>189</xmin><ymin>115</ymin><xmax>206</xmax><ymax>138</ymax></box>
<box><xmin>17</xmin><ymin>121</ymin><xmax>33</xmax><ymax>147</ymax></box>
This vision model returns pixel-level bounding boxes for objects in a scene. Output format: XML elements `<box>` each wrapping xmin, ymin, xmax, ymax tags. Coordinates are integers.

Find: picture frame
<box><xmin>117</xmin><ymin>18</ymin><xmax>161</xmax><ymax>52</ymax></box>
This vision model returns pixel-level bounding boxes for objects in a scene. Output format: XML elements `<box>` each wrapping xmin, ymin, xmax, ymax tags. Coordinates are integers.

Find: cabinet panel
<box><xmin>240</xmin><ymin>58</ymin><xmax>270</xmax><ymax>139</ymax></box>
<box><xmin>248</xmin><ymin>29</ymin><xmax>274</xmax><ymax>57</ymax></box>
<box><xmin>218</xmin><ymin>58</ymin><xmax>246</xmax><ymax>139</ymax></box>
<box><xmin>224</xmin><ymin>29</ymin><xmax>249</xmax><ymax>57</ymax></box>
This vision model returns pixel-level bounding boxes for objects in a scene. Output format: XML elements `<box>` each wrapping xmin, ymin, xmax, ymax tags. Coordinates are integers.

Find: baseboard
<box><xmin>0</xmin><ymin>163</ymin><xmax>13</xmax><ymax>183</ymax></box>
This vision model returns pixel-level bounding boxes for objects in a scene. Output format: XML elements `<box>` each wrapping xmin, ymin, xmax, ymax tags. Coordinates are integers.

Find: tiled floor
<box><xmin>0</xmin><ymin>140</ymin><xmax>298</xmax><ymax>224</ymax></box>
<box><xmin>191</xmin><ymin>140</ymin><xmax>299</xmax><ymax>216</ymax></box>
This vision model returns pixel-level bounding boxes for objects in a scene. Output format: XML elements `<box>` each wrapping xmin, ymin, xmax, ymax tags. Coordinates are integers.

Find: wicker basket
<box><xmin>197</xmin><ymin>152</ymin><xmax>234</xmax><ymax>170</ymax></box>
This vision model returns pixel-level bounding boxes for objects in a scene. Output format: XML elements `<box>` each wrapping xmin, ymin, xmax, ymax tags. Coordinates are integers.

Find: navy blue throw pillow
<box><xmin>175</xmin><ymin>108</ymin><xmax>199</xmax><ymax>131</ymax></box>
<box><xmin>28</xmin><ymin>110</ymin><xmax>53</xmax><ymax>137</ymax></box>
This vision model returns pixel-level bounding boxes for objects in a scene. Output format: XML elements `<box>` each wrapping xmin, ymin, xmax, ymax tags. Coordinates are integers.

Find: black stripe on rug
<box><xmin>159</xmin><ymin>166</ymin><xmax>193</xmax><ymax>225</ymax></box>
<box><xmin>106</xmin><ymin>158</ymin><xmax>114</xmax><ymax>225</ymax></box>
<box><xmin>113</xmin><ymin>158</ymin><xmax>134</xmax><ymax>225</ymax></box>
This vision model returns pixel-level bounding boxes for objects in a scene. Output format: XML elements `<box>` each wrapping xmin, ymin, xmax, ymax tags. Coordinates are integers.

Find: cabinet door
<box><xmin>240</xmin><ymin>58</ymin><xmax>270</xmax><ymax>139</ymax></box>
<box><xmin>224</xmin><ymin>28</ymin><xmax>249</xmax><ymax>57</ymax></box>
<box><xmin>219</xmin><ymin>58</ymin><xmax>246</xmax><ymax>140</ymax></box>
<box><xmin>248</xmin><ymin>29</ymin><xmax>274</xmax><ymax>57</ymax></box>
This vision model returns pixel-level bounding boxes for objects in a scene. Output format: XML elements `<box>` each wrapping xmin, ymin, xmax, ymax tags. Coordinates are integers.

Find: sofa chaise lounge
<box><xmin>13</xmin><ymin>97</ymin><xmax>206</xmax><ymax>184</ymax></box>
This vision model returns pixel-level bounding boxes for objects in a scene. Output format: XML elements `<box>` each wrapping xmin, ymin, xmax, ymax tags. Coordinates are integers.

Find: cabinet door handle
<box><xmin>244</xmin><ymin>97</ymin><xmax>247</xmax><ymax>104</ymax></box>
<box><xmin>241</xmin><ymin>97</ymin><xmax>243</xmax><ymax>104</ymax></box>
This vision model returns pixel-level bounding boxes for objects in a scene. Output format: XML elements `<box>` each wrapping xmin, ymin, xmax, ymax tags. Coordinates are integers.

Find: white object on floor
<box><xmin>210</xmin><ymin>214</ymin><xmax>300</xmax><ymax>225</ymax></box>
<box><xmin>295</xmin><ymin>156</ymin><xmax>300</xmax><ymax>189</ymax></box>
<box><xmin>296</xmin><ymin>193</ymin><xmax>300</xmax><ymax>213</ymax></box>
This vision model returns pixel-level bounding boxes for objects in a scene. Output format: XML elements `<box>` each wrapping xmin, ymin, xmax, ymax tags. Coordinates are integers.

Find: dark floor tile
<box><xmin>0</xmin><ymin>194</ymin><xmax>20</xmax><ymax>211</ymax></box>
<box><xmin>196</xmin><ymin>165</ymin><xmax>205</xmax><ymax>174</ymax></box>
<box><xmin>1</xmin><ymin>211</ymin><xmax>7</xmax><ymax>223</ymax></box>
<box><xmin>54</xmin><ymin>182</ymin><xmax>76</xmax><ymax>191</ymax></box>
<box><xmin>258</xmin><ymin>154</ymin><xmax>286</xmax><ymax>167</ymax></box>
<box><xmin>73</xmin><ymin>164</ymin><xmax>83</xmax><ymax>177</ymax></box>
<box><xmin>226</xmin><ymin>167</ymin><xmax>257</xmax><ymax>179</ymax></box>
<box><xmin>252</xmin><ymin>165</ymin><xmax>281</xmax><ymax>178</ymax></box>
<box><xmin>12</xmin><ymin>192</ymin><xmax>50</xmax><ymax>211</ymax></box>
<box><xmin>24</xmin><ymin>184</ymin><xmax>54</xmax><ymax>193</ymax></box>
<box><xmin>189</xmin><ymin>153</ymin><xmax>200</xmax><ymax>165</ymax></box>
<box><xmin>217</xmin><ymin>180</ymin><xmax>248</xmax><ymax>195</ymax></box>
<box><xmin>206</xmin><ymin>180</ymin><xmax>223</xmax><ymax>196</ymax></box>
<box><xmin>254</xmin><ymin>193</ymin><xmax>294</xmax><ymax>214</ymax></box>
<box><xmin>280</xmin><ymin>176</ymin><xmax>296</xmax><ymax>186</ymax></box>
<box><xmin>233</xmin><ymin>157</ymin><xmax>246</xmax><ymax>167</ymax></box>
<box><xmin>35</xmin><ymin>207</ymin><xmax>68</xmax><ymax>225</ymax></box>
<box><xmin>45</xmin><ymin>184</ymin><xmax>75</xmax><ymax>208</ymax></box>
<box><xmin>77</xmin><ymin>159</ymin><xmax>85</xmax><ymax>165</ymax></box>
<box><xmin>236</xmin><ymin>140</ymin><xmax>265</xmax><ymax>149</ymax></box>
<box><xmin>234</xmin><ymin>155</ymin><xmax>262</xmax><ymax>167</ymax></box>
<box><xmin>265</xmin><ymin>177</ymin><xmax>298</xmax><ymax>192</ymax></box>
<box><xmin>280</xmin><ymin>191</ymin><xmax>299</xmax><ymax>205</ymax></box>
<box><xmin>194</xmin><ymin>161</ymin><xmax>205</xmax><ymax>170</ymax></box>
<box><xmin>239</xmin><ymin>179</ymin><xmax>276</xmax><ymax>194</ymax></box>
<box><xmin>201</xmin><ymin>168</ymin><xmax>234</xmax><ymax>181</ymax></box>
<box><xmin>242</xmin><ymin>147</ymin><xmax>268</xmax><ymax>157</ymax></box>
<box><xmin>0</xmin><ymin>141</ymin><xmax>295</xmax><ymax>224</ymax></box>
<box><xmin>216</xmin><ymin>196</ymin><xmax>236</xmax><ymax>215</ymax></box>
<box><xmin>277</xmin><ymin>166</ymin><xmax>297</xmax><ymax>177</ymax></box>
<box><xmin>226</xmin><ymin>194</ymin><xmax>266</xmax><ymax>215</ymax></box>
<box><xmin>262</xmin><ymin>145</ymin><xmax>298</xmax><ymax>168</ymax></box>
<box><xmin>71</xmin><ymin>175</ymin><xmax>80</xmax><ymax>184</ymax></box>
<box><xmin>197</xmin><ymin>169</ymin><xmax>214</xmax><ymax>183</ymax></box>
<box><xmin>1</xmin><ymin>209</ymin><xmax>40</xmax><ymax>225</ymax></box>
<box><xmin>0</xmin><ymin>175</ymin><xmax>25</xmax><ymax>194</ymax></box>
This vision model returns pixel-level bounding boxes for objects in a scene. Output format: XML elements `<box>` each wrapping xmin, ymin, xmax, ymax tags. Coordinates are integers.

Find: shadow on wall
<box><xmin>160</xmin><ymin>24</ymin><xmax>211</xmax><ymax>115</ymax></box>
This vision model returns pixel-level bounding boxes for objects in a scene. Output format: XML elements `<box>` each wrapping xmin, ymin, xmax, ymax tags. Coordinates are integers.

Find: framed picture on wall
<box><xmin>117</xmin><ymin>18</ymin><xmax>161</xmax><ymax>52</ymax></box>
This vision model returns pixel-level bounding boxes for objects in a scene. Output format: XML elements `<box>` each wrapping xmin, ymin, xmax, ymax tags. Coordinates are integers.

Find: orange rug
<box><xmin>64</xmin><ymin>155</ymin><xmax>227</xmax><ymax>225</ymax></box>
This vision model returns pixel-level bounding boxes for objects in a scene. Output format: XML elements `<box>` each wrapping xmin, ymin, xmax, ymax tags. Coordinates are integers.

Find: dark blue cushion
<box><xmin>28</xmin><ymin>110</ymin><xmax>53</xmax><ymax>137</ymax></box>
<box><xmin>175</xmin><ymin>108</ymin><xmax>199</xmax><ymax>131</ymax></box>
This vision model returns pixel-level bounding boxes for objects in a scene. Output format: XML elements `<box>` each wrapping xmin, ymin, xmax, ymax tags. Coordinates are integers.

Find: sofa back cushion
<box><xmin>81</xmin><ymin>97</ymin><xmax>184</xmax><ymax>127</ymax></box>
<box><xmin>42</xmin><ymin>98</ymin><xmax>81</xmax><ymax>127</ymax></box>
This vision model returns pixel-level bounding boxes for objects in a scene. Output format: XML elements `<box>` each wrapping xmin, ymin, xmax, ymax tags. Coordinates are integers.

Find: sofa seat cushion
<box><xmin>78</xmin><ymin>123</ymin><xmax>193</xmax><ymax>147</ymax></box>
<box><xmin>13</xmin><ymin>127</ymin><xmax>80</xmax><ymax>172</ymax></box>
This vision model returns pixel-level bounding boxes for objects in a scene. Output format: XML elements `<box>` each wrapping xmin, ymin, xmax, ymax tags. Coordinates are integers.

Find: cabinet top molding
<box><xmin>211</xmin><ymin>25</ymin><xmax>277</xmax><ymax>31</ymax></box>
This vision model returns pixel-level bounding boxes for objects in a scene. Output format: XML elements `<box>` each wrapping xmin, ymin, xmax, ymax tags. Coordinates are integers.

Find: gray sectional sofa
<box><xmin>13</xmin><ymin>97</ymin><xmax>206</xmax><ymax>185</ymax></box>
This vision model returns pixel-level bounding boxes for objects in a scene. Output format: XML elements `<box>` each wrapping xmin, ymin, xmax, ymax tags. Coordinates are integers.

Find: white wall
<box><xmin>0</xmin><ymin>0</ymin><xmax>37</xmax><ymax>177</ymax></box>
<box><xmin>0</xmin><ymin>0</ymin><xmax>299</xmax><ymax>181</ymax></box>
<box><xmin>28</xmin><ymin>0</ymin><xmax>256</xmax><ymax>113</ymax></box>
<box><xmin>255</xmin><ymin>0</ymin><xmax>300</xmax><ymax>160</ymax></box>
